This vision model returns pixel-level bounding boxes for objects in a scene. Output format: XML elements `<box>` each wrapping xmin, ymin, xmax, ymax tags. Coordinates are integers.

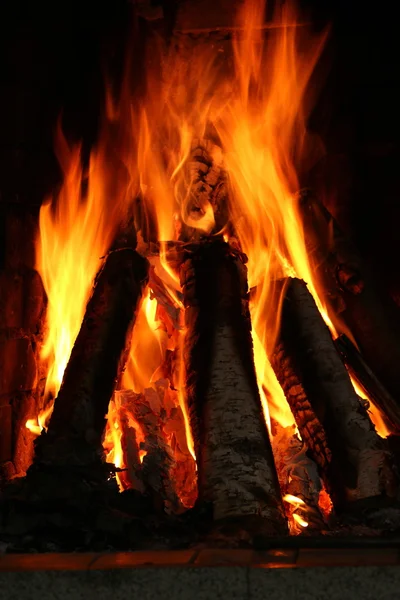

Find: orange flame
<box><xmin>103</xmin><ymin>391</ymin><xmax>147</xmax><ymax>491</ymax></box>
<box><xmin>30</xmin><ymin>0</ymin><xmax>386</xmax><ymax>517</ymax></box>
<box><xmin>349</xmin><ymin>375</ymin><xmax>391</xmax><ymax>438</ymax></box>
<box><xmin>283</xmin><ymin>494</ymin><xmax>309</xmax><ymax>531</ymax></box>
<box><xmin>27</xmin><ymin>124</ymin><xmax>128</xmax><ymax>435</ymax></box>
<box><xmin>212</xmin><ymin>0</ymin><xmax>328</xmax><ymax>428</ymax></box>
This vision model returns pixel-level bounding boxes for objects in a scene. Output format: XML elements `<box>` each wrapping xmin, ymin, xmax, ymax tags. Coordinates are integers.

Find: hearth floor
<box><xmin>2</xmin><ymin>551</ymin><xmax>400</xmax><ymax>600</ymax></box>
<box><xmin>1</xmin><ymin>544</ymin><xmax>400</xmax><ymax>570</ymax></box>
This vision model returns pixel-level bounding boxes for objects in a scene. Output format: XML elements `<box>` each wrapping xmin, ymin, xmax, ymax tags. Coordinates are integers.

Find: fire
<box><xmin>103</xmin><ymin>283</ymin><xmax>197</xmax><ymax>502</ymax></box>
<box><xmin>283</xmin><ymin>494</ymin><xmax>309</xmax><ymax>532</ymax></box>
<box><xmin>212</xmin><ymin>0</ymin><xmax>329</xmax><ymax>428</ymax></box>
<box><xmin>318</xmin><ymin>488</ymin><xmax>333</xmax><ymax>519</ymax></box>
<box><xmin>350</xmin><ymin>375</ymin><xmax>391</xmax><ymax>438</ymax></box>
<box><xmin>103</xmin><ymin>391</ymin><xmax>147</xmax><ymax>490</ymax></box>
<box><xmin>103</xmin><ymin>287</ymin><xmax>162</xmax><ymax>488</ymax></box>
<box><xmin>30</xmin><ymin>0</ymin><xmax>385</xmax><ymax>523</ymax></box>
<box><xmin>27</xmin><ymin>124</ymin><xmax>128</xmax><ymax>435</ymax></box>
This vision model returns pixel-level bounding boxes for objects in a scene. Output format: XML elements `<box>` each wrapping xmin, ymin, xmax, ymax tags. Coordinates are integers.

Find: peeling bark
<box><xmin>180</xmin><ymin>239</ymin><xmax>287</xmax><ymax>533</ymax></box>
<box><xmin>118</xmin><ymin>382</ymin><xmax>197</xmax><ymax>514</ymax></box>
<box><xmin>278</xmin><ymin>277</ymin><xmax>397</xmax><ymax>509</ymax></box>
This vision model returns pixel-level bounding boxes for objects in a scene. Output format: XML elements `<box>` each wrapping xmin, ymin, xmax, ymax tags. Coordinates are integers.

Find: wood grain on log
<box><xmin>34</xmin><ymin>248</ymin><xmax>149</xmax><ymax>467</ymax></box>
<box><xmin>299</xmin><ymin>188</ymin><xmax>400</xmax><ymax>407</ymax></box>
<box><xmin>180</xmin><ymin>239</ymin><xmax>287</xmax><ymax>533</ymax></box>
<box><xmin>277</xmin><ymin>277</ymin><xmax>397</xmax><ymax>509</ymax></box>
<box><xmin>271</xmin><ymin>340</ymin><xmax>332</xmax><ymax>475</ymax></box>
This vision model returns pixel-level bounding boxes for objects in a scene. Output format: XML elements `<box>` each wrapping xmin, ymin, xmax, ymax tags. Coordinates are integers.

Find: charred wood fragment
<box><xmin>179</xmin><ymin>140</ymin><xmax>229</xmax><ymax>241</ymax></box>
<box><xmin>117</xmin><ymin>388</ymin><xmax>182</xmax><ymax>514</ymax></box>
<box><xmin>34</xmin><ymin>247</ymin><xmax>149</xmax><ymax>467</ymax></box>
<box><xmin>335</xmin><ymin>334</ymin><xmax>400</xmax><ymax>434</ymax></box>
<box><xmin>272</xmin><ymin>422</ymin><xmax>328</xmax><ymax>534</ymax></box>
<box><xmin>180</xmin><ymin>239</ymin><xmax>287</xmax><ymax>533</ymax></box>
<box><xmin>299</xmin><ymin>189</ymin><xmax>400</xmax><ymax>406</ymax></box>
<box><xmin>277</xmin><ymin>277</ymin><xmax>397</xmax><ymax>510</ymax></box>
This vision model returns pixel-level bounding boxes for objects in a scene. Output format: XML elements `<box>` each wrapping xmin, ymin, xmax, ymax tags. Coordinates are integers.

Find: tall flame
<box><xmin>29</xmin><ymin>0</ymin><xmax>388</xmax><ymax>526</ymax></box>
<box><xmin>213</xmin><ymin>0</ymin><xmax>329</xmax><ymax>427</ymax></box>
<box><xmin>27</xmin><ymin>125</ymin><xmax>127</xmax><ymax>434</ymax></box>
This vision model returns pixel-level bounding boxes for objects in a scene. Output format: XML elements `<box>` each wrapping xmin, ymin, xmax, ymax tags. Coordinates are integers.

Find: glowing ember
<box><xmin>283</xmin><ymin>494</ymin><xmax>309</xmax><ymax>531</ymax></box>
<box><xmin>318</xmin><ymin>488</ymin><xmax>334</xmax><ymax>520</ymax></box>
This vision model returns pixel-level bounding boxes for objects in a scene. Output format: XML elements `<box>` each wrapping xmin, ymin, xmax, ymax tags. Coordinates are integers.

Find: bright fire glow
<box><xmin>113</xmin><ymin>0</ymin><xmax>329</xmax><ymax>433</ymax></box>
<box><xmin>29</xmin><ymin>0</ymin><xmax>383</xmax><ymax>525</ymax></box>
<box><xmin>283</xmin><ymin>494</ymin><xmax>309</xmax><ymax>529</ymax></box>
<box><xmin>350</xmin><ymin>375</ymin><xmax>391</xmax><ymax>438</ymax></box>
<box><xmin>26</xmin><ymin>124</ymin><xmax>128</xmax><ymax>435</ymax></box>
<box><xmin>103</xmin><ymin>390</ymin><xmax>147</xmax><ymax>490</ymax></box>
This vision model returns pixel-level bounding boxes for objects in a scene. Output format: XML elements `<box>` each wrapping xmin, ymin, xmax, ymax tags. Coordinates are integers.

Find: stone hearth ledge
<box><xmin>2</xmin><ymin>561</ymin><xmax>400</xmax><ymax>600</ymax></box>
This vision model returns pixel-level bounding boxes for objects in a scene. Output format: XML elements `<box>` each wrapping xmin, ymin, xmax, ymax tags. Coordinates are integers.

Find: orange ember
<box><xmin>283</xmin><ymin>494</ymin><xmax>309</xmax><ymax>533</ymax></box>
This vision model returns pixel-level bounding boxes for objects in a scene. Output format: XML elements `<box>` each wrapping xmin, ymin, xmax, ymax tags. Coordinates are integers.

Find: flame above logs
<box><xmin>273</xmin><ymin>277</ymin><xmax>398</xmax><ymax>509</ymax></box>
<box><xmin>10</xmin><ymin>0</ymin><xmax>400</xmax><ymax>547</ymax></box>
<box><xmin>34</xmin><ymin>245</ymin><xmax>149</xmax><ymax>468</ymax></box>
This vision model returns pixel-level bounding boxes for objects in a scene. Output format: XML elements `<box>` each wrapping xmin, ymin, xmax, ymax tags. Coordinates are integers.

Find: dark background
<box><xmin>0</xmin><ymin>0</ymin><xmax>399</xmax><ymax>296</ymax></box>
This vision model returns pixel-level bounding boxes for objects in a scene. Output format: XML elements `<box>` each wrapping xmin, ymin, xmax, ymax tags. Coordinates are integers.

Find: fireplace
<box><xmin>1</xmin><ymin>0</ymin><xmax>400</xmax><ymax>555</ymax></box>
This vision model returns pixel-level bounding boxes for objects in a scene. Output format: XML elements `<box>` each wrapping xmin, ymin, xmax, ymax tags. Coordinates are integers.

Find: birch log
<box><xmin>335</xmin><ymin>334</ymin><xmax>400</xmax><ymax>434</ymax></box>
<box><xmin>35</xmin><ymin>248</ymin><xmax>149</xmax><ymax>467</ymax></box>
<box><xmin>277</xmin><ymin>277</ymin><xmax>397</xmax><ymax>509</ymax></box>
<box><xmin>180</xmin><ymin>239</ymin><xmax>287</xmax><ymax>533</ymax></box>
<box><xmin>299</xmin><ymin>188</ymin><xmax>400</xmax><ymax>413</ymax></box>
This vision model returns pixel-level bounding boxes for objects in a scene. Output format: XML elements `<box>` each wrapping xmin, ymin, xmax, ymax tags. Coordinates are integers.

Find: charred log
<box><xmin>299</xmin><ymin>189</ymin><xmax>400</xmax><ymax>408</ymax></box>
<box><xmin>34</xmin><ymin>247</ymin><xmax>149</xmax><ymax>467</ymax></box>
<box><xmin>271</xmin><ymin>341</ymin><xmax>332</xmax><ymax>476</ymax></box>
<box><xmin>335</xmin><ymin>334</ymin><xmax>400</xmax><ymax>434</ymax></box>
<box><xmin>180</xmin><ymin>239</ymin><xmax>287</xmax><ymax>534</ymax></box>
<box><xmin>179</xmin><ymin>140</ymin><xmax>229</xmax><ymax>242</ymax></box>
<box><xmin>276</xmin><ymin>277</ymin><xmax>397</xmax><ymax>510</ymax></box>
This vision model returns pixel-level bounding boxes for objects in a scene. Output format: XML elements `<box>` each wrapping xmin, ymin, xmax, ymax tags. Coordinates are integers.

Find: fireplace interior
<box><xmin>1</xmin><ymin>0</ymin><xmax>400</xmax><ymax>555</ymax></box>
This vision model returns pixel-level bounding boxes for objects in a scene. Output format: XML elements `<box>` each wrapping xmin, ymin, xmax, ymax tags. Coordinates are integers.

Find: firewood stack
<box><xmin>3</xmin><ymin>144</ymin><xmax>400</xmax><ymax>552</ymax></box>
<box><xmin>271</xmin><ymin>278</ymin><xmax>398</xmax><ymax>511</ymax></box>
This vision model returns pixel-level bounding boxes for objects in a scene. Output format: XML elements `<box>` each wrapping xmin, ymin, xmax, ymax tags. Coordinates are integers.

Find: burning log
<box><xmin>116</xmin><ymin>388</ymin><xmax>182</xmax><ymax>514</ymax></box>
<box><xmin>180</xmin><ymin>239</ymin><xmax>287</xmax><ymax>534</ymax></box>
<box><xmin>299</xmin><ymin>189</ymin><xmax>400</xmax><ymax>414</ymax></box>
<box><xmin>179</xmin><ymin>140</ymin><xmax>229</xmax><ymax>241</ymax></box>
<box><xmin>34</xmin><ymin>247</ymin><xmax>149</xmax><ymax>467</ymax></box>
<box><xmin>274</xmin><ymin>277</ymin><xmax>397</xmax><ymax>510</ymax></box>
<box><xmin>335</xmin><ymin>334</ymin><xmax>400</xmax><ymax>435</ymax></box>
<box><xmin>271</xmin><ymin>340</ymin><xmax>332</xmax><ymax>476</ymax></box>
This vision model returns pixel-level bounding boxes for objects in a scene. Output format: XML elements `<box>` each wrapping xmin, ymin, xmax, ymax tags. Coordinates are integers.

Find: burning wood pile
<box><xmin>2</xmin><ymin>0</ymin><xmax>400</xmax><ymax>551</ymax></box>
